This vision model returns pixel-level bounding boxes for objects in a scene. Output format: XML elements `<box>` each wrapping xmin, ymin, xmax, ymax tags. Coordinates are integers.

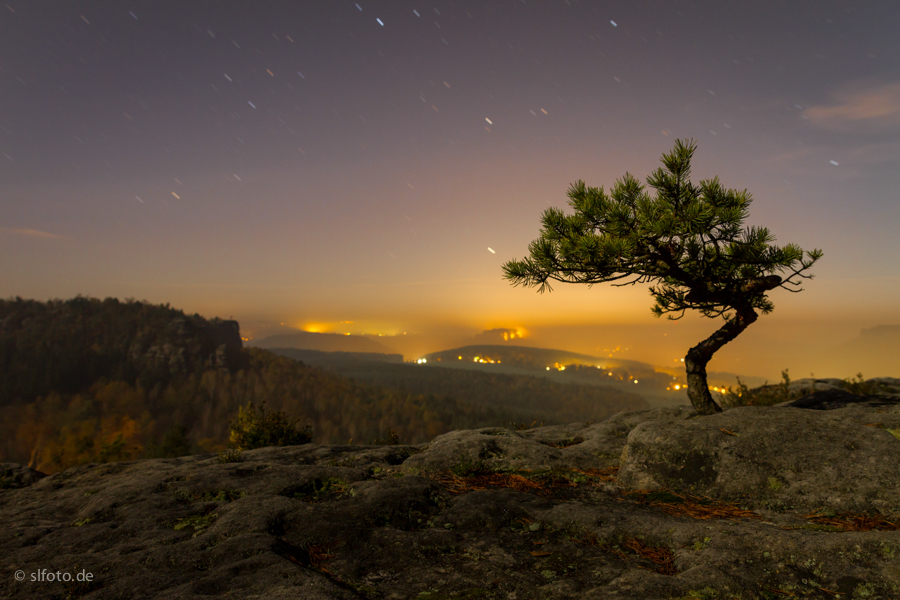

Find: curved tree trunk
<box><xmin>685</xmin><ymin>306</ymin><xmax>759</xmax><ymax>415</ymax></box>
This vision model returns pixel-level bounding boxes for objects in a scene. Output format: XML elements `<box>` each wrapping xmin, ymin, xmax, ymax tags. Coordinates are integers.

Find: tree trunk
<box><xmin>685</xmin><ymin>306</ymin><xmax>759</xmax><ymax>415</ymax></box>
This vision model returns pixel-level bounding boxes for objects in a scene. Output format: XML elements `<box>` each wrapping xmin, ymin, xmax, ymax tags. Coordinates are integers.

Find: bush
<box><xmin>720</xmin><ymin>370</ymin><xmax>888</xmax><ymax>409</ymax></box>
<box><xmin>228</xmin><ymin>401</ymin><xmax>312</xmax><ymax>450</ymax></box>
<box><xmin>217</xmin><ymin>448</ymin><xmax>243</xmax><ymax>463</ymax></box>
<box><xmin>371</xmin><ymin>428</ymin><xmax>401</xmax><ymax>445</ymax></box>
<box><xmin>157</xmin><ymin>424</ymin><xmax>192</xmax><ymax>458</ymax></box>
<box><xmin>839</xmin><ymin>373</ymin><xmax>884</xmax><ymax>396</ymax></box>
<box><xmin>719</xmin><ymin>369</ymin><xmax>810</xmax><ymax>408</ymax></box>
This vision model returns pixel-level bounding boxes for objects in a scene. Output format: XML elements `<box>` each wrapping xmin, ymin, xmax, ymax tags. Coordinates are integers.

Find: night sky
<box><xmin>2</xmin><ymin>1</ymin><xmax>898</xmax><ymax>377</ymax></box>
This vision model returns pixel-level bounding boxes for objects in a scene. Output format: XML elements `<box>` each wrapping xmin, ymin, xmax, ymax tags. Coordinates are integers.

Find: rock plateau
<box><xmin>2</xmin><ymin>391</ymin><xmax>900</xmax><ymax>600</ymax></box>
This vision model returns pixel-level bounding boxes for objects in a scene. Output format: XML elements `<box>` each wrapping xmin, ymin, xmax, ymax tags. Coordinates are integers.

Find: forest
<box><xmin>270</xmin><ymin>348</ymin><xmax>648</xmax><ymax>421</ymax></box>
<box><xmin>0</xmin><ymin>297</ymin><xmax>648</xmax><ymax>474</ymax></box>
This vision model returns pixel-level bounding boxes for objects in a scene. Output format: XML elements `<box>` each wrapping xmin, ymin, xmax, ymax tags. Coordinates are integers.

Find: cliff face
<box><xmin>0</xmin><ymin>297</ymin><xmax>243</xmax><ymax>404</ymax></box>
<box><xmin>2</xmin><ymin>395</ymin><xmax>898</xmax><ymax>599</ymax></box>
<box><xmin>127</xmin><ymin>316</ymin><xmax>243</xmax><ymax>376</ymax></box>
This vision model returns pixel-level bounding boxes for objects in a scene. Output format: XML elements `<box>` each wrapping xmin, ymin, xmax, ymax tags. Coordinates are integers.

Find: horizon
<box><xmin>241</xmin><ymin>316</ymin><xmax>898</xmax><ymax>383</ymax></box>
<box><xmin>2</xmin><ymin>2</ymin><xmax>898</xmax><ymax>382</ymax></box>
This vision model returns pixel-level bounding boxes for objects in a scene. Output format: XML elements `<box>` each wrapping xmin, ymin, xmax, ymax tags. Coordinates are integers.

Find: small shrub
<box><xmin>719</xmin><ymin>369</ymin><xmax>810</xmax><ymax>408</ymax></box>
<box><xmin>282</xmin><ymin>478</ymin><xmax>347</xmax><ymax>502</ymax></box>
<box><xmin>839</xmin><ymin>373</ymin><xmax>883</xmax><ymax>395</ymax></box>
<box><xmin>217</xmin><ymin>448</ymin><xmax>243</xmax><ymax>463</ymax></box>
<box><xmin>228</xmin><ymin>401</ymin><xmax>312</xmax><ymax>450</ymax></box>
<box><xmin>508</xmin><ymin>420</ymin><xmax>542</xmax><ymax>431</ymax></box>
<box><xmin>98</xmin><ymin>433</ymin><xmax>129</xmax><ymax>462</ymax></box>
<box><xmin>158</xmin><ymin>424</ymin><xmax>192</xmax><ymax>458</ymax></box>
<box><xmin>372</xmin><ymin>428</ymin><xmax>401</xmax><ymax>445</ymax></box>
<box><xmin>721</xmin><ymin>370</ymin><xmax>886</xmax><ymax>409</ymax></box>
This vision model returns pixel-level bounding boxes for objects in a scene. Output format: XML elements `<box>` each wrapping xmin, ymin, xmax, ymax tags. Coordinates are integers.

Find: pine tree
<box><xmin>503</xmin><ymin>139</ymin><xmax>822</xmax><ymax>414</ymax></box>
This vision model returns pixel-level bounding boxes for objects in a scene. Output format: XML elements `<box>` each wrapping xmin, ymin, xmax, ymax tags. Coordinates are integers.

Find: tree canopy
<box><xmin>503</xmin><ymin>139</ymin><xmax>822</xmax><ymax>414</ymax></box>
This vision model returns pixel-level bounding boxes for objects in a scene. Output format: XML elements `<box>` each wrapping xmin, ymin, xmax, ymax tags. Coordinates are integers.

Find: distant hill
<box><xmin>268</xmin><ymin>347</ymin><xmax>650</xmax><ymax>424</ymax></box>
<box><xmin>422</xmin><ymin>344</ymin><xmax>676</xmax><ymax>405</ymax></box>
<box><xmin>425</xmin><ymin>345</ymin><xmax>658</xmax><ymax>374</ymax></box>
<box><xmin>251</xmin><ymin>331</ymin><xmax>395</xmax><ymax>354</ymax></box>
<box><xmin>269</xmin><ymin>348</ymin><xmax>404</xmax><ymax>369</ymax></box>
<box><xmin>423</xmin><ymin>344</ymin><xmax>766</xmax><ymax>406</ymax></box>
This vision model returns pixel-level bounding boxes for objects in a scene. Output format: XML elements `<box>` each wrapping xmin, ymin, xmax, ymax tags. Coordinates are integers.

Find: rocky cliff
<box><xmin>0</xmin><ymin>297</ymin><xmax>243</xmax><ymax>405</ymax></box>
<box><xmin>128</xmin><ymin>315</ymin><xmax>243</xmax><ymax>375</ymax></box>
<box><xmin>2</xmin><ymin>389</ymin><xmax>899</xmax><ymax>600</ymax></box>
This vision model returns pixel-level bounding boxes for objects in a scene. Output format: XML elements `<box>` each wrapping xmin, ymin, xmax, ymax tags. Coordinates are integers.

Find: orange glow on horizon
<box><xmin>297</xmin><ymin>319</ymin><xmax>411</xmax><ymax>337</ymax></box>
<box><xmin>301</xmin><ymin>322</ymin><xmax>332</xmax><ymax>333</ymax></box>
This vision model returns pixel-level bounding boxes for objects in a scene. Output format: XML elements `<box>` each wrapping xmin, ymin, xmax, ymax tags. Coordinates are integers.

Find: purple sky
<box><xmin>2</xmin><ymin>1</ymin><xmax>898</xmax><ymax>378</ymax></box>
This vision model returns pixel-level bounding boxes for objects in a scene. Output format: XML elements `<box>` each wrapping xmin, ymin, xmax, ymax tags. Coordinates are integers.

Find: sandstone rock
<box><xmin>2</xmin><ymin>404</ymin><xmax>899</xmax><ymax>599</ymax></box>
<box><xmin>129</xmin><ymin>316</ymin><xmax>244</xmax><ymax>377</ymax></box>
<box><xmin>0</xmin><ymin>464</ymin><xmax>46</xmax><ymax>490</ymax></box>
<box><xmin>777</xmin><ymin>388</ymin><xmax>900</xmax><ymax>410</ymax></box>
<box><xmin>617</xmin><ymin>404</ymin><xmax>900</xmax><ymax>514</ymax></box>
<box><xmin>871</xmin><ymin>377</ymin><xmax>900</xmax><ymax>394</ymax></box>
<box><xmin>205</xmin><ymin>318</ymin><xmax>243</xmax><ymax>370</ymax></box>
<box><xmin>400</xmin><ymin>406</ymin><xmax>696</xmax><ymax>476</ymax></box>
<box><xmin>784</xmin><ymin>377</ymin><xmax>845</xmax><ymax>395</ymax></box>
